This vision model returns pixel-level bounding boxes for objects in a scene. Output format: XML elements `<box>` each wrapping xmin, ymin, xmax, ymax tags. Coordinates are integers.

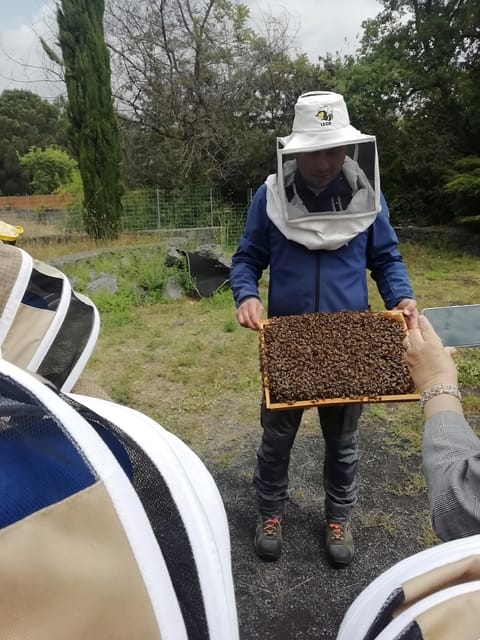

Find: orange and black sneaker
<box><xmin>325</xmin><ymin>521</ymin><xmax>354</xmax><ymax>568</ymax></box>
<box><xmin>254</xmin><ymin>515</ymin><xmax>283</xmax><ymax>561</ymax></box>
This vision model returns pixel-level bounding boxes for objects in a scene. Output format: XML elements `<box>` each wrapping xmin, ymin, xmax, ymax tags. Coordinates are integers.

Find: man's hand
<box><xmin>393</xmin><ymin>298</ymin><xmax>418</xmax><ymax>323</ymax></box>
<box><xmin>236</xmin><ymin>297</ymin><xmax>264</xmax><ymax>330</ymax></box>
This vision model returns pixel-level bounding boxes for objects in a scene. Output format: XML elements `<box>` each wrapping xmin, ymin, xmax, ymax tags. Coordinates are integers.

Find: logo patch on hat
<box><xmin>315</xmin><ymin>107</ymin><xmax>333</xmax><ymax>126</ymax></box>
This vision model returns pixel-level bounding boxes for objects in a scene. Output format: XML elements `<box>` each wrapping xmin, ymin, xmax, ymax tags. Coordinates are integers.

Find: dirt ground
<box><xmin>200</xmin><ymin>406</ymin><xmax>439</xmax><ymax>640</ymax></box>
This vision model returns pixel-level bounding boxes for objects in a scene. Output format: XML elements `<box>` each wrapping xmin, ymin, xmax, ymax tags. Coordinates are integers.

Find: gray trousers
<box><xmin>253</xmin><ymin>402</ymin><xmax>362</xmax><ymax>522</ymax></box>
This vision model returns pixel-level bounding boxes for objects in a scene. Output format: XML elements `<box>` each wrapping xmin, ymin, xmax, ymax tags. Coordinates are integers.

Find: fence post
<box><xmin>156</xmin><ymin>187</ymin><xmax>161</xmax><ymax>229</ymax></box>
<box><xmin>210</xmin><ymin>188</ymin><xmax>214</xmax><ymax>227</ymax></box>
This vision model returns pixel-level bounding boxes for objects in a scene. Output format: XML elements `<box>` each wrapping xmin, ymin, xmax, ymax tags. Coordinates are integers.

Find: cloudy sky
<box><xmin>0</xmin><ymin>0</ymin><xmax>383</xmax><ymax>99</ymax></box>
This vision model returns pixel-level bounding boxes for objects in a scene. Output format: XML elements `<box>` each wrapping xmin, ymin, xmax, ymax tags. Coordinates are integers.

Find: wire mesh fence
<box><xmin>0</xmin><ymin>186</ymin><xmax>251</xmax><ymax>250</ymax></box>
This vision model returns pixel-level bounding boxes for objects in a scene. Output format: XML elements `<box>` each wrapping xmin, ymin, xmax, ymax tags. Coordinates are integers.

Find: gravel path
<box><xmin>204</xmin><ymin>408</ymin><xmax>434</xmax><ymax>640</ymax></box>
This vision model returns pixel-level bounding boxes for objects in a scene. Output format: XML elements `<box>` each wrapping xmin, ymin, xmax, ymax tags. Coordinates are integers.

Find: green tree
<box><xmin>56</xmin><ymin>0</ymin><xmax>124</xmax><ymax>239</ymax></box>
<box><xmin>444</xmin><ymin>157</ymin><xmax>480</xmax><ymax>231</ymax></box>
<box><xmin>108</xmin><ymin>0</ymin><xmax>326</xmax><ymax>195</ymax></box>
<box><xmin>109</xmin><ymin>0</ymin><xmax>257</xmax><ymax>190</ymax></box>
<box><xmin>226</xmin><ymin>33</ymin><xmax>334</xmax><ymax>197</ymax></box>
<box><xmin>0</xmin><ymin>90</ymin><xmax>67</xmax><ymax>195</ymax></box>
<box><xmin>339</xmin><ymin>0</ymin><xmax>480</xmax><ymax>225</ymax></box>
<box><xmin>20</xmin><ymin>146</ymin><xmax>78</xmax><ymax>194</ymax></box>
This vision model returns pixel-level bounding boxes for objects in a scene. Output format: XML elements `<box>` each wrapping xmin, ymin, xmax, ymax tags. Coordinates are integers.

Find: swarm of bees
<box><xmin>260</xmin><ymin>310</ymin><xmax>416</xmax><ymax>406</ymax></box>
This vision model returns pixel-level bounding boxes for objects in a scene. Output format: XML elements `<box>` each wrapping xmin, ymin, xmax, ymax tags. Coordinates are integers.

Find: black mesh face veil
<box><xmin>64</xmin><ymin>394</ymin><xmax>210</xmax><ymax>639</ymax></box>
<box><xmin>394</xmin><ymin>621</ymin><xmax>423</xmax><ymax>640</ymax></box>
<box><xmin>0</xmin><ymin>373</ymin><xmax>97</xmax><ymax>528</ymax></box>
<box><xmin>23</xmin><ymin>267</ymin><xmax>64</xmax><ymax>311</ymax></box>
<box><xmin>278</xmin><ymin>140</ymin><xmax>379</xmax><ymax>220</ymax></box>
<box><xmin>362</xmin><ymin>587</ymin><xmax>405</xmax><ymax>640</ymax></box>
<box><xmin>37</xmin><ymin>291</ymin><xmax>95</xmax><ymax>389</ymax></box>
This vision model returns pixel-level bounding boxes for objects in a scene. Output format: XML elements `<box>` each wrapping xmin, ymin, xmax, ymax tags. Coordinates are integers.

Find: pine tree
<box><xmin>57</xmin><ymin>0</ymin><xmax>123</xmax><ymax>239</ymax></box>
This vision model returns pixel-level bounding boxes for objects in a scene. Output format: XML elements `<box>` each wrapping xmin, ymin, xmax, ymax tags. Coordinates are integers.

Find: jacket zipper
<box><xmin>313</xmin><ymin>195</ymin><xmax>341</xmax><ymax>311</ymax></box>
<box><xmin>314</xmin><ymin>252</ymin><xmax>320</xmax><ymax>311</ymax></box>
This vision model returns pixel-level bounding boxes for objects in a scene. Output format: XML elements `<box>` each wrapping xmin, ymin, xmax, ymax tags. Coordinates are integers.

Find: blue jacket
<box><xmin>230</xmin><ymin>183</ymin><xmax>414</xmax><ymax>317</ymax></box>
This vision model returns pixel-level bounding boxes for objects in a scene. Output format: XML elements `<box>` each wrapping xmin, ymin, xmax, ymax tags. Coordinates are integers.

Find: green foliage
<box><xmin>199</xmin><ymin>288</ymin><xmax>234</xmax><ymax>311</ymax></box>
<box><xmin>444</xmin><ymin>157</ymin><xmax>480</xmax><ymax>231</ymax></box>
<box><xmin>111</xmin><ymin>0</ymin><xmax>329</xmax><ymax>196</ymax></box>
<box><xmin>54</xmin><ymin>167</ymin><xmax>84</xmax><ymax>232</ymax></box>
<box><xmin>223</xmin><ymin>319</ymin><xmax>236</xmax><ymax>333</ymax></box>
<box><xmin>382</xmin><ymin>404</ymin><xmax>424</xmax><ymax>458</ymax></box>
<box><xmin>339</xmin><ymin>0</ymin><xmax>480</xmax><ymax>225</ymax></box>
<box><xmin>421</xmin><ymin>521</ymin><xmax>441</xmax><ymax>547</ymax></box>
<box><xmin>389</xmin><ymin>470</ymin><xmax>426</xmax><ymax>497</ymax></box>
<box><xmin>121</xmin><ymin>188</ymin><xmax>158</xmax><ymax>231</ymax></box>
<box><xmin>58</xmin><ymin>0</ymin><xmax>124</xmax><ymax>239</ymax></box>
<box><xmin>90</xmin><ymin>289</ymin><xmax>137</xmax><ymax>327</ymax></box>
<box><xmin>174</xmin><ymin>258</ymin><xmax>197</xmax><ymax>297</ymax></box>
<box><xmin>110</xmin><ymin>381</ymin><xmax>135</xmax><ymax>406</ymax></box>
<box><xmin>457</xmin><ymin>350</ymin><xmax>480</xmax><ymax>387</ymax></box>
<box><xmin>131</xmin><ymin>256</ymin><xmax>168</xmax><ymax>304</ymax></box>
<box><xmin>56</xmin><ymin>166</ymin><xmax>83</xmax><ymax>198</ymax></box>
<box><xmin>0</xmin><ymin>90</ymin><xmax>67</xmax><ymax>195</ymax></box>
<box><xmin>62</xmin><ymin>246</ymin><xmax>185</xmax><ymax>314</ymax></box>
<box><xmin>19</xmin><ymin>146</ymin><xmax>78</xmax><ymax>194</ymax></box>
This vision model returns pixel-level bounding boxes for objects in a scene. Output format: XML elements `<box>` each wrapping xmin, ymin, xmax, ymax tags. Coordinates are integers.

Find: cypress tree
<box><xmin>57</xmin><ymin>0</ymin><xmax>123</xmax><ymax>239</ymax></box>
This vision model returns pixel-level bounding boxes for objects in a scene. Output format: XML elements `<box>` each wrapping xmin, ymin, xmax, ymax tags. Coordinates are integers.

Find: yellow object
<box><xmin>0</xmin><ymin>221</ymin><xmax>24</xmax><ymax>244</ymax></box>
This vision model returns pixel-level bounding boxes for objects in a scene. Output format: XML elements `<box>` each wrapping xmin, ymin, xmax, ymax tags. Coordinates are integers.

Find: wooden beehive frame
<box><xmin>259</xmin><ymin>310</ymin><xmax>420</xmax><ymax>410</ymax></box>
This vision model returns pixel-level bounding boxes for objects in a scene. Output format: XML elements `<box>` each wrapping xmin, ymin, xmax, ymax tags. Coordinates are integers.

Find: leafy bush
<box><xmin>20</xmin><ymin>146</ymin><xmax>78</xmax><ymax>195</ymax></box>
<box><xmin>444</xmin><ymin>157</ymin><xmax>480</xmax><ymax>232</ymax></box>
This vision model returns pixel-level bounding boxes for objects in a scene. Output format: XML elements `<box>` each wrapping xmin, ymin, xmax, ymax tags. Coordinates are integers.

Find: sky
<box><xmin>0</xmin><ymin>0</ymin><xmax>383</xmax><ymax>100</ymax></box>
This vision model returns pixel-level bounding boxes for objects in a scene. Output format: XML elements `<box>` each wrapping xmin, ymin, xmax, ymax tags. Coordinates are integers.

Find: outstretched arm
<box><xmin>404</xmin><ymin>314</ymin><xmax>480</xmax><ymax>541</ymax></box>
<box><xmin>230</xmin><ymin>185</ymin><xmax>270</xmax><ymax>322</ymax></box>
<box><xmin>367</xmin><ymin>195</ymin><xmax>416</xmax><ymax>310</ymax></box>
<box><xmin>423</xmin><ymin>411</ymin><xmax>480</xmax><ymax>541</ymax></box>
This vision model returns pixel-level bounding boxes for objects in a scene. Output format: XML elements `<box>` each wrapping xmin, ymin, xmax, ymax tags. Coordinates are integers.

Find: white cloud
<box><xmin>242</xmin><ymin>0</ymin><xmax>382</xmax><ymax>60</ymax></box>
<box><xmin>0</xmin><ymin>2</ymin><xmax>64</xmax><ymax>99</ymax></box>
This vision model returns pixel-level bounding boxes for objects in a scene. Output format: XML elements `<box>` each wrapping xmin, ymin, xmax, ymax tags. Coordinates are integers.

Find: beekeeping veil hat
<box><xmin>266</xmin><ymin>91</ymin><xmax>381</xmax><ymax>250</ymax></box>
<box><xmin>278</xmin><ymin>91</ymin><xmax>374</xmax><ymax>153</ymax></box>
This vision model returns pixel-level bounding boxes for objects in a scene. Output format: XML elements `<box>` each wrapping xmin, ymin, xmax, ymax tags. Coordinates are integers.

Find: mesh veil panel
<box><xmin>23</xmin><ymin>268</ymin><xmax>63</xmax><ymax>310</ymax></box>
<box><xmin>0</xmin><ymin>375</ymin><xmax>97</xmax><ymax>528</ymax></box>
<box><xmin>394</xmin><ymin>621</ymin><xmax>423</xmax><ymax>640</ymax></box>
<box><xmin>64</xmin><ymin>395</ymin><xmax>209</xmax><ymax>639</ymax></box>
<box><xmin>37</xmin><ymin>292</ymin><xmax>95</xmax><ymax>389</ymax></box>
<box><xmin>363</xmin><ymin>587</ymin><xmax>405</xmax><ymax>640</ymax></box>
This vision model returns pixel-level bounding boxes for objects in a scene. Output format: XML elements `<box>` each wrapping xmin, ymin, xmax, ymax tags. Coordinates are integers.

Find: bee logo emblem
<box><xmin>315</xmin><ymin>108</ymin><xmax>333</xmax><ymax>126</ymax></box>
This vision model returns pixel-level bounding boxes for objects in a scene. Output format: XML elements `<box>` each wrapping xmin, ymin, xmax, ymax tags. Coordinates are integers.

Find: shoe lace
<box><xmin>263</xmin><ymin>517</ymin><xmax>281</xmax><ymax>537</ymax></box>
<box><xmin>328</xmin><ymin>523</ymin><xmax>345</xmax><ymax>541</ymax></box>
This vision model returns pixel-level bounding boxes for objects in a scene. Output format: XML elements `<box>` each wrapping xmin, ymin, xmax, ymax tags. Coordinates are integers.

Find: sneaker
<box><xmin>254</xmin><ymin>515</ymin><xmax>283</xmax><ymax>561</ymax></box>
<box><xmin>325</xmin><ymin>521</ymin><xmax>354</xmax><ymax>568</ymax></box>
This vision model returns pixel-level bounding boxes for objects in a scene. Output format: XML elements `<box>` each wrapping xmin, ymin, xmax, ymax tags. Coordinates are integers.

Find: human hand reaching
<box><xmin>236</xmin><ymin>297</ymin><xmax>264</xmax><ymax>330</ymax></box>
<box><xmin>403</xmin><ymin>314</ymin><xmax>457</xmax><ymax>393</ymax></box>
<box><xmin>393</xmin><ymin>298</ymin><xmax>418</xmax><ymax>322</ymax></box>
